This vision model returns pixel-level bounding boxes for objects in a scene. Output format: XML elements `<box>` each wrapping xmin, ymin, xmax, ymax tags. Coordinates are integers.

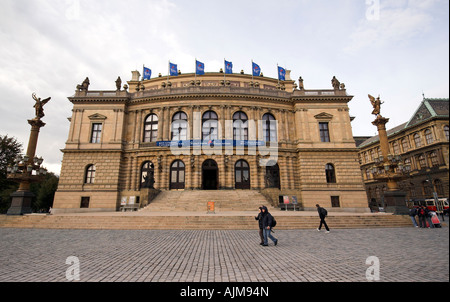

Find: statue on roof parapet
<box><xmin>76</xmin><ymin>77</ymin><xmax>90</xmax><ymax>91</ymax></box>
<box><xmin>115</xmin><ymin>76</ymin><xmax>122</xmax><ymax>91</ymax></box>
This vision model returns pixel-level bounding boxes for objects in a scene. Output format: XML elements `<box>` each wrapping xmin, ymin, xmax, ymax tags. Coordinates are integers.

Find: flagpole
<box><xmin>224</xmin><ymin>58</ymin><xmax>226</xmax><ymax>83</ymax></box>
<box><xmin>277</xmin><ymin>63</ymin><xmax>279</xmax><ymax>86</ymax></box>
<box><xmin>195</xmin><ymin>58</ymin><xmax>197</xmax><ymax>83</ymax></box>
<box><xmin>251</xmin><ymin>60</ymin><xmax>254</xmax><ymax>82</ymax></box>
<box><xmin>167</xmin><ymin>60</ymin><xmax>170</xmax><ymax>83</ymax></box>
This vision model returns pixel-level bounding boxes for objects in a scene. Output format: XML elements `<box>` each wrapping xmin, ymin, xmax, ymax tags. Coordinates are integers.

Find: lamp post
<box><xmin>369</xmin><ymin>95</ymin><xmax>409</xmax><ymax>215</ymax></box>
<box><xmin>6</xmin><ymin>93</ymin><xmax>50</xmax><ymax>215</ymax></box>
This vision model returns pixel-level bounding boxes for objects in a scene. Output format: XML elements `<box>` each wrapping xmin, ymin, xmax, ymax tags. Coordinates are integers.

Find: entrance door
<box><xmin>265</xmin><ymin>163</ymin><xmax>280</xmax><ymax>189</ymax></box>
<box><xmin>235</xmin><ymin>160</ymin><xmax>250</xmax><ymax>189</ymax></box>
<box><xmin>202</xmin><ymin>159</ymin><xmax>218</xmax><ymax>190</ymax></box>
<box><xmin>170</xmin><ymin>160</ymin><xmax>185</xmax><ymax>189</ymax></box>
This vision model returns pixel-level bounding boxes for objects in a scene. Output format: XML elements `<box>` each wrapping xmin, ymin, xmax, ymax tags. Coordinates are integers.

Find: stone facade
<box><xmin>358</xmin><ymin>98</ymin><xmax>449</xmax><ymax>210</ymax></box>
<box><xmin>53</xmin><ymin>71</ymin><xmax>369</xmax><ymax>213</ymax></box>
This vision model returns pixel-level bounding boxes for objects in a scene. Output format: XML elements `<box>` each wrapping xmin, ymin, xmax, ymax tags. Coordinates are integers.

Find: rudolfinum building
<box><xmin>53</xmin><ymin>69</ymin><xmax>369</xmax><ymax>213</ymax></box>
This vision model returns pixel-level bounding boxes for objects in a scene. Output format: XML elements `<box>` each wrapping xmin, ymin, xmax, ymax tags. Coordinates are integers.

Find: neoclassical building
<box><xmin>53</xmin><ymin>69</ymin><xmax>369</xmax><ymax>213</ymax></box>
<box><xmin>358</xmin><ymin>98</ymin><xmax>449</xmax><ymax>210</ymax></box>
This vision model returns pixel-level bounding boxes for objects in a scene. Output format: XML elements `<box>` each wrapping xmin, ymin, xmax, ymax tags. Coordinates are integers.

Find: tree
<box><xmin>31</xmin><ymin>172</ymin><xmax>59</xmax><ymax>212</ymax></box>
<box><xmin>0</xmin><ymin>135</ymin><xmax>22</xmax><ymax>213</ymax></box>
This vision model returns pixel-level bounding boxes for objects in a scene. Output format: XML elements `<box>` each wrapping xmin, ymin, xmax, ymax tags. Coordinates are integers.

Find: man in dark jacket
<box><xmin>261</xmin><ymin>206</ymin><xmax>278</xmax><ymax>246</ymax></box>
<box><xmin>409</xmin><ymin>207</ymin><xmax>418</xmax><ymax>227</ymax></box>
<box><xmin>417</xmin><ymin>205</ymin><xmax>429</xmax><ymax>228</ymax></box>
<box><xmin>316</xmin><ymin>204</ymin><xmax>330</xmax><ymax>233</ymax></box>
<box><xmin>255</xmin><ymin>207</ymin><xmax>265</xmax><ymax>245</ymax></box>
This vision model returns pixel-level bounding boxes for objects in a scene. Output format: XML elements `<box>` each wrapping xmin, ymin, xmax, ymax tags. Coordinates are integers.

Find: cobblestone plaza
<box><xmin>0</xmin><ymin>226</ymin><xmax>448</xmax><ymax>283</ymax></box>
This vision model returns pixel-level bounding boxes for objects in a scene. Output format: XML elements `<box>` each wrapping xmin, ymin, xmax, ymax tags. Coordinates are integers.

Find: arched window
<box><xmin>424</xmin><ymin>129</ymin><xmax>433</xmax><ymax>145</ymax></box>
<box><xmin>434</xmin><ymin>179</ymin><xmax>444</xmax><ymax>196</ymax></box>
<box><xmin>392</xmin><ymin>141</ymin><xmax>400</xmax><ymax>155</ymax></box>
<box><xmin>202</xmin><ymin>111</ymin><xmax>218</xmax><ymax>141</ymax></box>
<box><xmin>171</xmin><ymin>111</ymin><xmax>188</xmax><ymax>141</ymax></box>
<box><xmin>429</xmin><ymin>152</ymin><xmax>439</xmax><ymax>166</ymax></box>
<box><xmin>143</xmin><ymin>114</ymin><xmax>158</xmax><ymax>142</ymax></box>
<box><xmin>413</xmin><ymin>133</ymin><xmax>422</xmax><ymax>148</ymax></box>
<box><xmin>401</xmin><ymin>138</ymin><xmax>409</xmax><ymax>152</ymax></box>
<box><xmin>422</xmin><ymin>180</ymin><xmax>432</xmax><ymax>197</ymax></box>
<box><xmin>170</xmin><ymin>160</ymin><xmax>185</xmax><ymax>190</ymax></box>
<box><xmin>325</xmin><ymin>163</ymin><xmax>336</xmax><ymax>183</ymax></box>
<box><xmin>265</xmin><ymin>162</ymin><xmax>280</xmax><ymax>189</ymax></box>
<box><xmin>85</xmin><ymin>164</ymin><xmax>96</xmax><ymax>184</ymax></box>
<box><xmin>235</xmin><ymin>160</ymin><xmax>250</xmax><ymax>189</ymax></box>
<box><xmin>262</xmin><ymin>113</ymin><xmax>277</xmax><ymax>142</ymax></box>
<box><xmin>140</xmin><ymin>161</ymin><xmax>155</xmax><ymax>189</ymax></box>
<box><xmin>444</xmin><ymin>125</ymin><xmax>449</xmax><ymax>141</ymax></box>
<box><xmin>404</xmin><ymin>158</ymin><xmax>411</xmax><ymax>172</ymax></box>
<box><xmin>233</xmin><ymin>111</ymin><xmax>248</xmax><ymax>141</ymax></box>
<box><xmin>418</xmin><ymin>154</ymin><xmax>427</xmax><ymax>169</ymax></box>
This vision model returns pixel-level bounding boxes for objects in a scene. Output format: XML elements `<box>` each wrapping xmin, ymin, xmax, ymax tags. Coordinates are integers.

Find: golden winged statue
<box><xmin>368</xmin><ymin>94</ymin><xmax>383</xmax><ymax>116</ymax></box>
<box><xmin>32</xmin><ymin>93</ymin><xmax>51</xmax><ymax>119</ymax></box>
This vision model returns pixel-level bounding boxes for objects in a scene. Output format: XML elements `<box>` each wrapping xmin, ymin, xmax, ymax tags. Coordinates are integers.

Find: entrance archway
<box><xmin>265</xmin><ymin>163</ymin><xmax>280</xmax><ymax>189</ymax></box>
<box><xmin>202</xmin><ymin>159</ymin><xmax>218</xmax><ymax>190</ymax></box>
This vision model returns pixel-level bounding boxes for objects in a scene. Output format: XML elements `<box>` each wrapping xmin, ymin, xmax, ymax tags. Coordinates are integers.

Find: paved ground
<box><xmin>0</xmin><ymin>226</ymin><xmax>448</xmax><ymax>283</ymax></box>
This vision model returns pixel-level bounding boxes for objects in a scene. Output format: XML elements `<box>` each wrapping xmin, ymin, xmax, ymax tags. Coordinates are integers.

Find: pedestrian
<box><xmin>417</xmin><ymin>205</ymin><xmax>428</xmax><ymax>228</ymax></box>
<box><xmin>408</xmin><ymin>207</ymin><xmax>418</xmax><ymax>227</ymax></box>
<box><xmin>255</xmin><ymin>206</ymin><xmax>265</xmax><ymax>245</ymax></box>
<box><xmin>425</xmin><ymin>206</ymin><xmax>435</xmax><ymax>229</ymax></box>
<box><xmin>316</xmin><ymin>204</ymin><xmax>330</xmax><ymax>233</ymax></box>
<box><xmin>261</xmin><ymin>206</ymin><xmax>278</xmax><ymax>246</ymax></box>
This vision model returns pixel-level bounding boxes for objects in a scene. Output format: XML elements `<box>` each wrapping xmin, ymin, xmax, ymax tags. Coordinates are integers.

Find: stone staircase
<box><xmin>0</xmin><ymin>212</ymin><xmax>415</xmax><ymax>230</ymax></box>
<box><xmin>141</xmin><ymin>190</ymin><xmax>273</xmax><ymax>212</ymax></box>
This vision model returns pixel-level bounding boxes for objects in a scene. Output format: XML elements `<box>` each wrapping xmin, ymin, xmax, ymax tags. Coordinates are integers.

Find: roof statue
<box><xmin>368</xmin><ymin>94</ymin><xmax>384</xmax><ymax>116</ymax></box>
<box><xmin>32</xmin><ymin>92</ymin><xmax>51</xmax><ymax>120</ymax></box>
<box><xmin>76</xmin><ymin>77</ymin><xmax>90</xmax><ymax>91</ymax></box>
<box><xmin>331</xmin><ymin>76</ymin><xmax>340</xmax><ymax>90</ymax></box>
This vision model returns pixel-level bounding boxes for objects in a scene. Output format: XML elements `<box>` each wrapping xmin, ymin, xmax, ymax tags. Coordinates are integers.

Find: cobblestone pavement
<box><xmin>0</xmin><ymin>226</ymin><xmax>448</xmax><ymax>283</ymax></box>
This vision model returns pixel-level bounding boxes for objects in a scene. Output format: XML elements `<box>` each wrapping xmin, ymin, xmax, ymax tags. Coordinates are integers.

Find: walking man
<box><xmin>261</xmin><ymin>206</ymin><xmax>278</xmax><ymax>246</ymax></box>
<box><xmin>255</xmin><ymin>206</ymin><xmax>265</xmax><ymax>245</ymax></box>
<box><xmin>316</xmin><ymin>204</ymin><xmax>330</xmax><ymax>233</ymax></box>
<box><xmin>408</xmin><ymin>207</ymin><xmax>419</xmax><ymax>227</ymax></box>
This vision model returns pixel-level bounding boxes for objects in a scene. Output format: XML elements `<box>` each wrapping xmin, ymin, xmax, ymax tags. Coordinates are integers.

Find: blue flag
<box><xmin>169</xmin><ymin>62</ymin><xmax>178</xmax><ymax>76</ymax></box>
<box><xmin>252</xmin><ymin>62</ymin><xmax>261</xmax><ymax>77</ymax></box>
<box><xmin>225</xmin><ymin>60</ymin><xmax>233</xmax><ymax>74</ymax></box>
<box><xmin>143</xmin><ymin>67</ymin><xmax>152</xmax><ymax>80</ymax></box>
<box><xmin>196</xmin><ymin>60</ymin><xmax>205</xmax><ymax>75</ymax></box>
<box><xmin>278</xmin><ymin>66</ymin><xmax>286</xmax><ymax>81</ymax></box>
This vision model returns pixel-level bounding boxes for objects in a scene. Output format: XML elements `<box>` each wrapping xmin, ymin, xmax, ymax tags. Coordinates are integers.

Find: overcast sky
<box><xmin>0</xmin><ymin>0</ymin><xmax>448</xmax><ymax>175</ymax></box>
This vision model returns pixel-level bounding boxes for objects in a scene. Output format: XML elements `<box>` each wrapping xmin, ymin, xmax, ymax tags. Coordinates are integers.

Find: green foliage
<box><xmin>0</xmin><ymin>134</ymin><xmax>59</xmax><ymax>213</ymax></box>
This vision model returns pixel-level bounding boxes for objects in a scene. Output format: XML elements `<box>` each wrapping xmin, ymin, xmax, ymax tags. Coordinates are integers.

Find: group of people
<box><xmin>254</xmin><ymin>204</ymin><xmax>330</xmax><ymax>246</ymax></box>
<box><xmin>409</xmin><ymin>205</ymin><xmax>438</xmax><ymax>228</ymax></box>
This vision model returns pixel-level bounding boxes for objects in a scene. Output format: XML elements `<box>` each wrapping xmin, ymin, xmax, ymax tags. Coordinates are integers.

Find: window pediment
<box><xmin>88</xmin><ymin>113</ymin><xmax>107</xmax><ymax>120</ymax></box>
<box><xmin>314</xmin><ymin>112</ymin><xmax>333</xmax><ymax>120</ymax></box>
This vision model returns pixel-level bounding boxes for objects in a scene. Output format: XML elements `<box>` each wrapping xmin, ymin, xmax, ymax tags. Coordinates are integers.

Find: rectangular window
<box><xmin>91</xmin><ymin>123</ymin><xmax>102</xmax><ymax>143</ymax></box>
<box><xmin>319</xmin><ymin>122</ymin><xmax>330</xmax><ymax>142</ymax></box>
<box><xmin>331</xmin><ymin>196</ymin><xmax>340</xmax><ymax>207</ymax></box>
<box><xmin>80</xmin><ymin>197</ymin><xmax>90</xmax><ymax>208</ymax></box>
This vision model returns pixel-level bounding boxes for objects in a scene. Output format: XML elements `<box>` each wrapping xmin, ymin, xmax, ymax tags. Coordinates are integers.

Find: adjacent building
<box><xmin>358</xmin><ymin>98</ymin><xmax>449</xmax><ymax>210</ymax></box>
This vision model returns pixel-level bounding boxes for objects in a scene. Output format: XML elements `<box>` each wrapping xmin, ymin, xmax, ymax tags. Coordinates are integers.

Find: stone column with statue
<box><xmin>6</xmin><ymin>93</ymin><xmax>50</xmax><ymax>215</ymax></box>
<box><xmin>368</xmin><ymin>94</ymin><xmax>409</xmax><ymax>215</ymax></box>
